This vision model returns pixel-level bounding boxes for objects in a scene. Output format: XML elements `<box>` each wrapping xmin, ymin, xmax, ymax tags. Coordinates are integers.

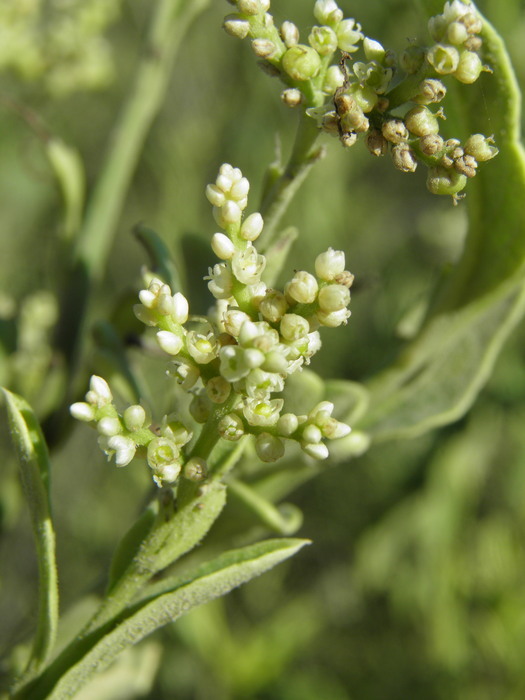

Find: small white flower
<box><xmin>309</xmin><ymin>26</ymin><xmax>338</xmax><ymax>55</ymax></box>
<box><xmin>220</xmin><ymin>345</ymin><xmax>265</xmax><ymax>382</ymax></box>
<box><xmin>107</xmin><ymin>435</ymin><xmax>137</xmax><ymax>467</ymax></box>
<box><xmin>243</xmin><ymin>397</ymin><xmax>284</xmax><ymax>427</ymax></box>
<box><xmin>186</xmin><ymin>331</ymin><xmax>217</xmax><ymax>364</ymax></box>
<box><xmin>206</xmin><ymin>263</ymin><xmax>233</xmax><ymax>300</ymax></box>
<box><xmin>147</xmin><ymin>437</ymin><xmax>181</xmax><ymax>485</ymax></box>
<box><xmin>245</xmin><ymin>368</ymin><xmax>284</xmax><ymax>399</ymax></box>
<box><xmin>336</xmin><ymin>19</ymin><xmax>363</xmax><ymax>52</ymax></box>
<box><xmin>316</xmin><ymin>307</ymin><xmax>351</xmax><ymax>327</ymax></box>
<box><xmin>168</xmin><ymin>360</ymin><xmax>200</xmax><ymax>389</ymax></box>
<box><xmin>218</xmin><ymin>413</ymin><xmax>245</xmax><ymax>441</ymax></box>
<box><xmin>231</xmin><ymin>245</ymin><xmax>266</xmax><ymax>285</ymax></box>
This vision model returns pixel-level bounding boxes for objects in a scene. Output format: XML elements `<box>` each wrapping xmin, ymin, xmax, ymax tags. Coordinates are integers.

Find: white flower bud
<box><xmin>447</xmin><ymin>21</ymin><xmax>468</xmax><ymax>45</ymax></box>
<box><xmin>281</xmin><ymin>21</ymin><xmax>299</xmax><ymax>47</ymax></box>
<box><xmin>218</xmin><ymin>413</ymin><xmax>245</xmax><ymax>441</ymax></box>
<box><xmin>314</xmin><ymin>0</ymin><xmax>343</xmax><ymax>25</ymax></box>
<box><xmin>171</xmin><ymin>292</ymin><xmax>189</xmax><ymax>324</ymax></box>
<box><xmin>223</xmin><ymin>308</ymin><xmax>251</xmax><ymax>337</ymax></box>
<box><xmin>363</xmin><ymin>38</ymin><xmax>385</xmax><ymax>62</ymax></box>
<box><xmin>133</xmin><ymin>304</ymin><xmax>157</xmax><ymax>326</ymax></box>
<box><xmin>211</xmin><ymin>232</ymin><xmax>235</xmax><ymax>260</ymax></box>
<box><xmin>454</xmin><ymin>50</ymin><xmax>483</xmax><ymax>84</ymax></box>
<box><xmin>259</xmin><ymin>289</ymin><xmax>288</xmax><ymax>323</ymax></box>
<box><xmin>218</xmin><ymin>200</ymin><xmax>243</xmax><ymax>225</ymax></box>
<box><xmin>230</xmin><ymin>177</ymin><xmax>250</xmax><ymax>200</ymax></box>
<box><xmin>281</xmin><ymin>88</ymin><xmax>303</xmax><ymax>107</ymax></box>
<box><xmin>108</xmin><ymin>435</ymin><xmax>137</xmax><ymax>467</ymax></box>
<box><xmin>123</xmin><ymin>405</ymin><xmax>147</xmax><ymax>432</ymax></box>
<box><xmin>70</xmin><ymin>401</ymin><xmax>95</xmax><ymax>423</ymax></box>
<box><xmin>255</xmin><ymin>433</ymin><xmax>285</xmax><ymax>462</ymax></box>
<box><xmin>282</xmin><ymin>45</ymin><xmax>321</xmax><ymax>81</ymax></box>
<box><xmin>316</xmin><ymin>307</ymin><xmax>351</xmax><ymax>327</ymax></box>
<box><xmin>241</xmin><ymin>212</ymin><xmax>264</xmax><ymax>240</ymax></box>
<box><xmin>205</xmin><ymin>184</ymin><xmax>226</xmax><ymax>207</ymax></box>
<box><xmin>303</xmin><ymin>424</ymin><xmax>323</xmax><ymax>444</ymax></box>
<box><xmin>223</xmin><ymin>16</ymin><xmax>250</xmax><ymax>39</ymax></box>
<box><xmin>301</xmin><ymin>441</ymin><xmax>329</xmax><ymax>460</ymax></box>
<box><xmin>97</xmin><ymin>416</ymin><xmax>122</xmax><ymax>437</ymax></box>
<box><xmin>156</xmin><ymin>330</ymin><xmax>184</xmax><ymax>355</ymax></box>
<box><xmin>231</xmin><ymin>245</ymin><xmax>266</xmax><ymax>285</ymax></box>
<box><xmin>86</xmin><ymin>375</ymin><xmax>113</xmax><ymax>407</ymax></box>
<box><xmin>317</xmin><ymin>283</ymin><xmax>351</xmax><ymax>312</ymax></box>
<box><xmin>220</xmin><ymin>345</ymin><xmax>262</xmax><ymax>382</ymax></box>
<box><xmin>206</xmin><ymin>375</ymin><xmax>232</xmax><ymax>404</ymax></box>
<box><xmin>315</xmin><ymin>248</ymin><xmax>346</xmax><ymax>281</ymax></box>
<box><xmin>277</xmin><ymin>413</ymin><xmax>299</xmax><ymax>436</ymax></box>
<box><xmin>252</xmin><ymin>38</ymin><xmax>277</xmax><ymax>58</ymax></box>
<box><xmin>238</xmin><ymin>0</ymin><xmax>259</xmax><ymax>15</ymax></box>
<box><xmin>147</xmin><ymin>437</ymin><xmax>181</xmax><ymax>484</ymax></box>
<box><xmin>285</xmin><ymin>271</ymin><xmax>318</xmax><ymax>304</ymax></box>
<box><xmin>280</xmin><ymin>313</ymin><xmax>309</xmax><ymax>341</ymax></box>
<box><xmin>323</xmin><ymin>65</ymin><xmax>344</xmax><ymax>94</ymax></box>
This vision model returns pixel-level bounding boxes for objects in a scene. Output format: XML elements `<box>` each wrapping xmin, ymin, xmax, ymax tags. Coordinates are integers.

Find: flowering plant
<box><xmin>2</xmin><ymin>0</ymin><xmax>524</xmax><ymax>697</ymax></box>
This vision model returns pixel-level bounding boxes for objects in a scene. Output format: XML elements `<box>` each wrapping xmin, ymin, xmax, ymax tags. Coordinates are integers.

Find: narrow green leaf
<box><xmin>45</xmin><ymin>138</ymin><xmax>85</xmax><ymax>241</ymax></box>
<box><xmin>359</xmin><ymin>278</ymin><xmax>525</xmax><ymax>440</ymax></box>
<box><xmin>23</xmin><ymin>539</ymin><xmax>309</xmax><ymax>700</ymax></box>
<box><xmin>2</xmin><ymin>389</ymin><xmax>58</xmax><ymax>678</ymax></box>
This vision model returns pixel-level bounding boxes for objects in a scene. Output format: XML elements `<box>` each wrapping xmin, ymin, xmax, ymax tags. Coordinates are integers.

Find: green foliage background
<box><xmin>1</xmin><ymin>0</ymin><xmax>525</xmax><ymax>698</ymax></box>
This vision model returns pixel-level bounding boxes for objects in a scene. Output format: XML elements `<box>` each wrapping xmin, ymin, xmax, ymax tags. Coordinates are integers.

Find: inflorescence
<box><xmin>71</xmin><ymin>164</ymin><xmax>352</xmax><ymax>487</ymax></box>
<box><xmin>223</xmin><ymin>0</ymin><xmax>498</xmax><ymax>202</ymax></box>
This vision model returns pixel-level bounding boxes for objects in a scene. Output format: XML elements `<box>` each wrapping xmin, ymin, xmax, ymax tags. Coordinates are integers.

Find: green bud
<box><xmin>454</xmin><ymin>50</ymin><xmax>483</xmax><ymax>84</ymax></box>
<box><xmin>426</xmin><ymin>166</ymin><xmax>467</xmax><ymax>195</ymax></box>
<box><xmin>282</xmin><ymin>44</ymin><xmax>321</xmax><ymax>81</ymax></box>
<box><xmin>348</xmin><ymin>83</ymin><xmax>378</xmax><ymax>113</ymax></box>
<box><xmin>404</xmin><ymin>106</ymin><xmax>440</xmax><ymax>137</ymax></box>
<box><xmin>184</xmin><ymin>457</ymin><xmax>208</xmax><ymax>482</ymax></box>
<box><xmin>464</xmin><ymin>134</ymin><xmax>498</xmax><ymax>162</ymax></box>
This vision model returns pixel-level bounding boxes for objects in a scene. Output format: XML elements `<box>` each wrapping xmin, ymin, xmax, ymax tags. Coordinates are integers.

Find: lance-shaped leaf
<box><xmin>2</xmin><ymin>389</ymin><xmax>58</xmax><ymax>679</ymax></box>
<box><xmin>20</xmin><ymin>539</ymin><xmax>309</xmax><ymax>700</ymax></box>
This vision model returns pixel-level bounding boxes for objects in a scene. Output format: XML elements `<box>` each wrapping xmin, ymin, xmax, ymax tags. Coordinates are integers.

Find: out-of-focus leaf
<box><xmin>24</xmin><ymin>539</ymin><xmax>309</xmax><ymax>700</ymax></box>
<box><xmin>45</xmin><ymin>138</ymin><xmax>85</xmax><ymax>240</ymax></box>
<box><xmin>133</xmin><ymin>224</ymin><xmax>182</xmax><ymax>292</ymax></box>
<box><xmin>2</xmin><ymin>389</ymin><xmax>58</xmax><ymax>679</ymax></box>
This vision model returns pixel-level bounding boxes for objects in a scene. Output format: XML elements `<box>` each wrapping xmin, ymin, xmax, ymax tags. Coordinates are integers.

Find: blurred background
<box><xmin>1</xmin><ymin>1</ymin><xmax>525</xmax><ymax>698</ymax></box>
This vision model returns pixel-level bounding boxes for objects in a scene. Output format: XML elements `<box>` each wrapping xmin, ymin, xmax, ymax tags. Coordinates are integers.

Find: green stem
<box><xmin>54</xmin><ymin>0</ymin><xmax>210</xmax><ymax>402</ymax></box>
<box><xmin>258</xmin><ymin>111</ymin><xmax>324</xmax><ymax>251</ymax></box>
<box><xmin>227</xmin><ymin>477</ymin><xmax>303</xmax><ymax>534</ymax></box>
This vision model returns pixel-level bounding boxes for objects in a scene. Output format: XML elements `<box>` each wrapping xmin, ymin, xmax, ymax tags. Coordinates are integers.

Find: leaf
<box><xmin>22</xmin><ymin>539</ymin><xmax>309</xmax><ymax>700</ymax></box>
<box><xmin>45</xmin><ymin>138</ymin><xmax>85</xmax><ymax>241</ymax></box>
<box><xmin>2</xmin><ymin>389</ymin><xmax>58</xmax><ymax>679</ymax></box>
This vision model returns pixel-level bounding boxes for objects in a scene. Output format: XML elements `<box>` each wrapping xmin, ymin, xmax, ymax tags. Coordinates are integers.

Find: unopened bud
<box><xmin>413</xmin><ymin>78</ymin><xmax>446</xmax><ymax>105</ymax></box>
<box><xmin>464</xmin><ymin>134</ymin><xmax>498</xmax><ymax>161</ymax></box>
<box><xmin>404</xmin><ymin>105</ymin><xmax>440</xmax><ymax>137</ymax></box>
<box><xmin>366</xmin><ymin>129</ymin><xmax>388</xmax><ymax>156</ymax></box>
<box><xmin>255</xmin><ymin>433</ymin><xmax>285</xmax><ymax>462</ymax></box>
<box><xmin>252</xmin><ymin>38</ymin><xmax>277</xmax><ymax>58</ymax></box>
<box><xmin>392</xmin><ymin>144</ymin><xmax>418</xmax><ymax>173</ymax></box>
<box><xmin>382</xmin><ymin>118</ymin><xmax>409</xmax><ymax>144</ymax></box>
<box><xmin>238</xmin><ymin>0</ymin><xmax>260</xmax><ymax>15</ymax></box>
<box><xmin>281</xmin><ymin>88</ymin><xmax>302</xmax><ymax>107</ymax></box>
<box><xmin>447</xmin><ymin>21</ymin><xmax>468</xmax><ymax>45</ymax></box>
<box><xmin>205</xmin><ymin>375</ymin><xmax>232</xmax><ymax>404</ymax></box>
<box><xmin>426</xmin><ymin>166</ymin><xmax>467</xmax><ymax>195</ymax></box>
<box><xmin>454</xmin><ymin>50</ymin><xmax>483</xmax><ymax>84</ymax></box>
<box><xmin>282</xmin><ymin>44</ymin><xmax>321</xmax><ymax>81</ymax></box>
<box><xmin>281</xmin><ymin>20</ymin><xmax>299</xmax><ymax>47</ymax></box>
<box><xmin>419</xmin><ymin>133</ymin><xmax>444</xmax><ymax>156</ymax></box>
<box><xmin>184</xmin><ymin>457</ymin><xmax>208</xmax><ymax>482</ymax></box>
<box><xmin>223</xmin><ymin>16</ymin><xmax>250</xmax><ymax>39</ymax></box>
<box><xmin>454</xmin><ymin>154</ymin><xmax>478</xmax><ymax>178</ymax></box>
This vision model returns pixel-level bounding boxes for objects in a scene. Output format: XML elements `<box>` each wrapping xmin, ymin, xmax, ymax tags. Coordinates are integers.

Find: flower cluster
<box><xmin>72</xmin><ymin>163</ymin><xmax>352</xmax><ymax>486</ymax></box>
<box><xmin>70</xmin><ymin>376</ymin><xmax>195</xmax><ymax>486</ymax></box>
<box><xmin>223</xmin><ymin>0</ymin><xmax>497</xmax><ymax>201</ymax></box>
